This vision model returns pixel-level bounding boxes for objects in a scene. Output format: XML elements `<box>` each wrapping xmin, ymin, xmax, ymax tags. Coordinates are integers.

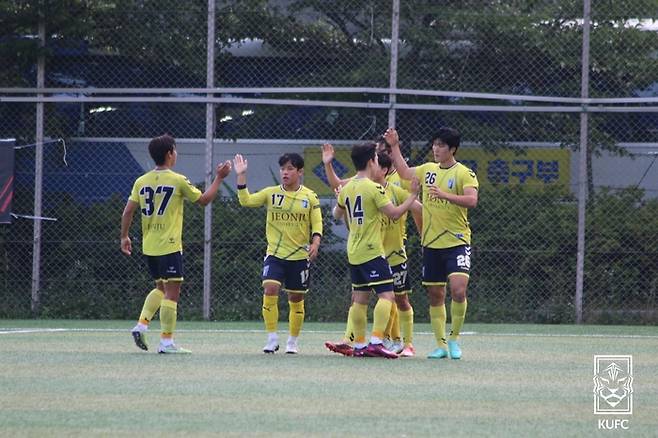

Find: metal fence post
<box><xmin>388</xmin><ymin>0</ymin><xmax>400</xmax><ymax>128</ymax></box>
<box><xmin>575</xmin><ymin>0</ymin><xmax>592</xmax><ymax>324</ymax></box>
<box><xmin>203</xmin><ymin>0</ymin><xmax>216</xmax><ymax>320</ymax></box>
<box><xmin>31</xmin><ymin>14</ymin><xmax>46</xmax><ymax>315</ymax></box>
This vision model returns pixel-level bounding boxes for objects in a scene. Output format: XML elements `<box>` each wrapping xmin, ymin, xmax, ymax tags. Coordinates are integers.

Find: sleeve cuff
<box><xmin>237</xmin><ymin>184</ymin><xmax>247</xmax><ymax>190</ymax></box>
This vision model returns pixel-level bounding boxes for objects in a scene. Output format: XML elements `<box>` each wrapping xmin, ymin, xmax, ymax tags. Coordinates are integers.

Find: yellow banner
<box><xmin>304</xmin><ymin>146</ymin><xmax>570</xmax><ymax>196</ymax></box>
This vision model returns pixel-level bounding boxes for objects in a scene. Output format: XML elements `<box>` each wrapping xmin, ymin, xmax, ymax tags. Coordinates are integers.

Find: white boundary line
<box><xmin>1</xmin><ymin>327</ymin><xmax>657</xmax><ymax>339</ymax></box>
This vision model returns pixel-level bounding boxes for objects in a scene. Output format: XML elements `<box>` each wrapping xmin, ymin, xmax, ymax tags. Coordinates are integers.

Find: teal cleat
<box><xmin>427</xmin><ymin>347</ymin><xmax>449</xmax><ymax>359</ymax></box>
<box><xmin>447</xmin><ymin>340</ymin><xmax>462</xmax><ymax>359</ymax></box>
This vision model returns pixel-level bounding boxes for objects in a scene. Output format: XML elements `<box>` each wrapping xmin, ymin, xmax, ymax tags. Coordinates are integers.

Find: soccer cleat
<box><xmin>382</xmin><ymin>338</ymin><xmax>395</xmax><ymax>352</ymax></box>
<box><xmin>427</xmin><ymin>347</ymin><xmax>449</xmax><ymax>359</ymax></box>
<box><xmin>325</xmin><ymin>341</ymin><xmax>354</xmax><ymax>357</ymax></box>
<box><xmin>352</xmin><ymin>346</ymin><xmax>367</xmax><ymax>357</ymax></box>
<box><xmin>364</xmin><ymin>343</ymin><xmax>398</xmax><ymax>359</ymax></box>
<box><xmin>158</xmin><ymin>343</ymin><xmax>191</xmax><ymax>354</ymax></box>
<box><xmin>263</xmin><ymin>338</ymin><xmax>280</xmax><ymax>354</ymax></box>
<box><xmin>399</xmin><ymin>344</ymin><xmax>416</xmax><ymax>357</ymax></box>
<box><xmin>131</xmin><ymin>327</ymin><xmax>148</xmax><ymax>351</ymax></box>
<box><xmin>285</xmin><ymin>339</ymin><xmax>299</xmax><ymax>354</ymax></box>
<box><xmin>447</xmin><ymin>340</ymin><xmax>462</xmax><ymax>359</ymax></box>
<box><xmin>390</xmin><ymin>340</ymin><xmax>404</xmax><ymax>354</ymax></box>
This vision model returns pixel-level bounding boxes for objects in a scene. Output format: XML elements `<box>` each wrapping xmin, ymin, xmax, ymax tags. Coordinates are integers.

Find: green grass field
<box><xmin>1</xmin><ymin>320</ymin><xmax>657</xmax><ymax>437</ymax></box>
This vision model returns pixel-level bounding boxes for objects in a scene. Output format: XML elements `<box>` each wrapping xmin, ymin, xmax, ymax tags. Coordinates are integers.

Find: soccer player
<box><xmin>321</xmin><ymin>141</ymin><xmax>421</xmax><ymax>353</ymax></box>
<box><xmin>233</xmin><ymin>153</ymin><xmax>322</xmax><ymax>354</ymax></box>
<box><xmin>386</xmin><ymin>127</ymin><xmax>478</xmax><ymax>360</ymax></box>
<box><xmin>121</xmin><ymin>134</ymin><xmax>231</xmax><ymax>354</ymax></box>
<box><xmin>332</xmin><ymin>143</ymin><xmax>419</xmax><ymax>358</ymax></box>
<box><xmin>324</xmin><ymin>151</ymin><xmax>422</xmax><ymax>357</ymax></box>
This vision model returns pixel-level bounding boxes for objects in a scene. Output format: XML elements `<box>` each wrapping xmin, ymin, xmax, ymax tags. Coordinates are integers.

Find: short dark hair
<box><xmin>278</xmin><ymin>153</ymin><xmax>304</xmax><ymax>169</ymax></box>
<box><xmin>430</xmin><ymin>127</ymin><xmax>461</xmax><ymax>155</ymax></box>
<box><xmin>351</xmin><ymin>143</ymin><xmax>377</xmax><ymax>171</ymax></box>
<box><xmin>148</xmin><ymin>134</ymin><xmax>176</xmax><ymax>165</ymax></box>
<box><xmin>377</xmin><ymin>151</ymin><xmax>392</xmax><ymax>173</ymax></box>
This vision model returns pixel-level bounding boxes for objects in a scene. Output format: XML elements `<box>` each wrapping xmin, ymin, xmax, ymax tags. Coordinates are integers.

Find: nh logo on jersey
<box><xmin>593</xmin><ymin>355</ymin><xmax>633</xmax><ymax>415</ymax></box>
<box><xmin>447</xmin><ymin>178</ymin><xmax>455</xmax><ymax>189</ymax></box>
<box><xmin>301</xmin><ymin>199</ymin><xmax>309</xmax><ymax>208</ymax></box>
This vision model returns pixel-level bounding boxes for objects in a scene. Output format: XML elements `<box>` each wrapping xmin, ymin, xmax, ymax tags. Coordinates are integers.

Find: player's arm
<box><xmin>428</xmin><ymin>186</ymin><xmax>478</xmax><ymax>208</ymax></box>
<box><xmin>308</xmin><ymin>196</ymin><xmax>323</xmax><ymax>261</ymax></box>
<box><xmin>410</xmin><ymin>199</ymin><xmax>423</xmax><ymax>232</ymax></box>
<box><xmin>197</xmin><ymin>160</ymin><xmax>232</xmax><ymax>206</ymax></box>
<box><xmin>385</xmin><ymin>128</ymin><xmax>416</xmax><ymax>180</ymax></box>
<box><xmin>322</xmin><ymin>143</ymin><xmax>351</xmax><ymax>189</ymax></box>
<box><xmin>233</xmin><ymin>154</ymin><xmax>267</xmax><ymax>207</ymax></box>
<box><xmin>120</xmin><ymin>200</ymin><xmax>139</xmax><ymax>256</ymax></box>
<box><xmin>379</xmin><ymin>178</ymin><xmax>420</xmax><ymax>220</ymax></box>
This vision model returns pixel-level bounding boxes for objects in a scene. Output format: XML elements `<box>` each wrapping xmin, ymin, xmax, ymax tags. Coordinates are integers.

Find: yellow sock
<box><xmin>138</xmin><ymin>288</ymin><xmax>164</xmax><ymax>325</ymax></box>
<box><xmin>348</xmin><ymin>303</ymin><xmax>368</xmax><ymax>345</ymax></box>
<box><xmin>343</xmin><ymin>305</ymin><xmax>354</xmax><ymax>343</ymax></box>
<box><xmin>159</xmin><ymin>299</ymin><xmax>177</xmax><ymax>339</ymax></box>
<box><xmin>383</xmin><ymin>302</ymin><xmax>397</xmax><ymax>339</ymax></box>
<box><xmin>391</xmin><ymin>303</ymin><xmax>401</xmax><ymax>341</ymax></box>
<box><xmin>288</xmin><ymin>300</ymin><xmax>305</xmax><ymax>337</ymax></box>
<box><xmin>399</xmin><ymin>307</ymin><xmax>414</xmax><ymax>346</ymax></box>
<box><xmin>262</xmin><ymin>295</ymin><xmax>279</xmax><ymax>333</ymax></box>
<box><xmin>429</xmin><ymin>305</ymin><xmax>447</xmax><ymax>348</ymax></box>
<box><xmin>372</xmin><ymin>299</ymin><xmax>393</xmax><ymax>340</ymax></box>
<box><xmin>449</xmin><ymin>300</ymin><xmax>468</xmax><ymax>341</ymax></box>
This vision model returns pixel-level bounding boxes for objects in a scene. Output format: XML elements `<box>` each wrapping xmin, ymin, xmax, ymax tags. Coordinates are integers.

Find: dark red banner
<box><xmin>0</xmin><ymin>139</ymin><xmax>15</xmax><ymax>224</ymax></box>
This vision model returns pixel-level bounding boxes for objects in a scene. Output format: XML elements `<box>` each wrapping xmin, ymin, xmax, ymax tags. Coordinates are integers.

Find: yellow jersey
<box><xmin>414</xmin><ymin>162</ymin><xmax>478</xmax><ymax>249</ymax></box>
<box><xmin>129</xmin><ymin>169</ymin><xmax>202</xmax><ymax>256</ymax></box>
<box><xmin>337</xmin><ymin>177</ymin><xmax>390</xmax><ymax>265</ymax></box>
<box><xmin>382</xmin><ymin>183</ymin><xmax>411</xmax><ymax>266</ymax></box>
<box><xmin>238</xmin><ymin>185</ymin><xmax>322</xmax><ymax>260</ymax></box>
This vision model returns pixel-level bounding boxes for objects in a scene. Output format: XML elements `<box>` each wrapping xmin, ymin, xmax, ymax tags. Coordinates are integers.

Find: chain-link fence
<box><xmin>1</xmin><ymin>0</ymin><xmax>657</xmax><ymax>324</ymax></box>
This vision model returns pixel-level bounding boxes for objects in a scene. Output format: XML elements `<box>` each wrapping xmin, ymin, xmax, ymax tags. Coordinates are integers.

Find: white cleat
<box><xmin>263</xmin><ymin>337</ymin><xmax>279</xmax><ymax>354</ymax></box>
<box><xmin>285</xmin><ymin>339</ymin><xmax>299</xmax><ymax>354</ymax></box>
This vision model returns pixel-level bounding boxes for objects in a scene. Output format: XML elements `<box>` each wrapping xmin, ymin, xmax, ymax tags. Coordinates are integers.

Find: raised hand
<box><xmin>384</xmin><ymin>128</ymin><xmax>399</xmax><ymax>147</ymax></box>
<box><xmin>321</xmin><ymin>143</ymin><xmax>335</xmax><ymax>165</ymax></box>
<box><xmin>233</xmin><ymin>154</ymin><xmax>248</xmax><ymax>175</ymax></box>
<box><xmin>216</xmin><ymin>160</ymin><xmax>232</xmax><ymax>178</ymax></box>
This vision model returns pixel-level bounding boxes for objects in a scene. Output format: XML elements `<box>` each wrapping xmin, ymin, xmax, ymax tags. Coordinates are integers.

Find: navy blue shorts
<box><xmin>391</xmin><ymin>262</ymin><xmax>411</xmax><ymax>294</ymax></box>
<box><xmin>350</xmin><ymin>256</ymin><xmax>394</xmax><ymax>294</ymax></box>
<box><xmin>145</xmin><ymin>251</ymin><xmax>184</xmax><ymax>282</ymax></box>
<box><xmin>422</xmin><ymin>245</ymin><xmax>471</xmax><ymax>285</ymax></box>
<box><xmin>262</xmin><ymin>255</ymin><xmax>310</xmax><ymax>293</ymax></box>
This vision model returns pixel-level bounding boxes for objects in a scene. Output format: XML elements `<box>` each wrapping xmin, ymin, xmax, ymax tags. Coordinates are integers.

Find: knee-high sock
<box><xmin>348</xmin><ymin>303</ymin><xmax>368</xmax><ymax>345</ymax></box>
<box><xmin>343</xmin><ymin>305</ymin><xmax>354</xmax><ymax>343</ymax></box>
<box><xmin>138</xmin><ymin>288</ymin><xmax>164</xmax><ymax>325</ymax></box>
<box><xmin>384</xmin><ymin>302</ymin><xmax>398</xmax><ymax>339</ymax></box>
<box><xmin>399</xmin><ymin>307</ymin><xmax>414</xmax><ymax>345</ymax></box>
<box><xmin>372</xmin><ymin>299</ymin><xmax>393</xmax><ymax>340</ymax></box>
<box><xmin>262</xmin><ymin>295</ymin><xmax>279</xmax><ymax>333</ymax></box>
<box><xmin>159</xmin><ymin>299</ymin><xmax>177</xmax><ymax>340</ymax></box>
<box><xmin>391</xmin><ymin>303</ymin><xmax>401</xmax><ymax>341</ymax></box>
<box><xmin>288</xmin><ymin>300</ymin><xmax>305</xmax><ymax>337</ymax></box>
<box><xmin>429</xmin><ymin>305</ymin><xmax>447</xmax><ymax>348</ymax></box>
<box><xmin>449</xmin><ymin>300</ymin><xmax>468</xmax><ymax>341</ymax></box>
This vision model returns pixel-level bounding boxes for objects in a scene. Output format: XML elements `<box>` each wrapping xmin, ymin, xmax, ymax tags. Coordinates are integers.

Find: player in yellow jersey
<box><xmin>331</xmin><ymin>143</ymin><xmax>419</xmax><ymax>358</ymax></box>
<box><xmin>387</xmin><ymin>127</ymin><xmax>478</xmax><ymax>360</ymax></box>
<box><xmin>321</xmin><ymin>141</ymin><xmax>421</xmax><ymax>354</ymax></box>
<box><xmin>233</xmin><ymin>153</ymin><xmax>322</xmax><ymax>354</ymax></box>
<box><xmin>121</xmin><ymin>134</ymin><xmax>231</xmax><ymax>354</ymax></box>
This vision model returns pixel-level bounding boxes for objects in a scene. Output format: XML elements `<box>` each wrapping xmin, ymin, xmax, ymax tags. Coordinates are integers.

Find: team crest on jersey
<box><xmin>448</xmin><ymin>178</ymin><xmax>455</xmax><ymax>189</ymax></box>
<box><xmin>301</xmin><ymin>199</ymin><xmax>309</xmax><ymax>208</ymax></box>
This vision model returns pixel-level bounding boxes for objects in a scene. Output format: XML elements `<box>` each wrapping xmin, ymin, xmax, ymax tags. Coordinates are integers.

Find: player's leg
<box><xmin>361</xmin><ymin>257</ymin><xmax>397</xmax><ymax>358</ymax></box>
<box><xmin>388</xmin><ymin>262</ymin><xmax>410</xmax><ymax>354</ymax></box>
<box><xmin>131</xmin><ymin>256</ymin><xmax>166</xmax><ymax>351</ymax></box>
<box><xmin>158</xmin><ymin>279</ymin><xmax>189</xmax><ymax>354</ymax></box>
<box><xmin>423</xmin><ymin>248</ymin><xmax>449</xmax><ymax>359</ymax></box>
<box><xmin>396</xmin><ymin>292</ymin><xmax>414</xmax><ymax>357</ymax></box>
<box><xmin>446</xmin><ymin>245</ymin><xmax>472</xmax><ymax>359</ymax></box>
<box><xmin>262</xmin><ymin>256</ymin><xmax>284</xmax><ymax>353</ymax></box>
<box><xmin>325</xmin><ymin>292</ymin><xmax>356</xmax><ymax>356</ymax></box>
<box><xmin>284</xmin><ymin>260</ymin><xmax>310</xmax><ymax>354</ymax></box>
